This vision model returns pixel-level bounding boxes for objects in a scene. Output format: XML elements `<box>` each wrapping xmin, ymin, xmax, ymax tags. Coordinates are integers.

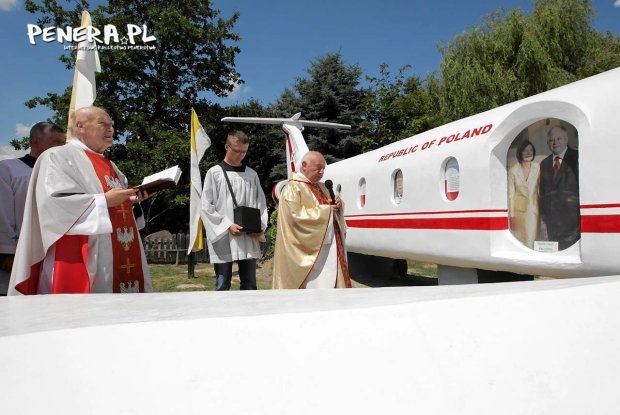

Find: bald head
<box><xmin>72</xmin><ymin>106</ymin><xmax>115</xmax><ymax>153</ymax></box>
<box><xmin>300</xmin><ymin>151</ymin><xmax>327</xmax><ymax>184</ymax></box>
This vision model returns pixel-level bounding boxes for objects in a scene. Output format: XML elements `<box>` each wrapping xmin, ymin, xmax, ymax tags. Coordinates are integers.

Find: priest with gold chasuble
<box><xmin>8</xmin><ymin>107</ymin><xmax>153</xmax><ymax>295</ymax></box>
<box><xmin>272</xmin><ymin>151</ymin><xmax>352</xmax><ymax>289</ymax></box>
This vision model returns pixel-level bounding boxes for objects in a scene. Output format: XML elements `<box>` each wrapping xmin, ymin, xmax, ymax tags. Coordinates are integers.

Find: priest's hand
<box><xmin>130</xmin><ymin>189</ymin><xmax>149</xmax><ymax>204</ymax></box>
<box><xmin>331</xmin><ymin>195</ymin><xmax>343</xmax><ymax>212</ymax></box>
<box><xmin>229</xmin><ymin>223</ymin><xmax>244</xmax><ymax>236</ymax></box>
<box><xmin>105</xmin><ymin>188</ymin><xmax>140</xmax><ymax>207</ymax></box>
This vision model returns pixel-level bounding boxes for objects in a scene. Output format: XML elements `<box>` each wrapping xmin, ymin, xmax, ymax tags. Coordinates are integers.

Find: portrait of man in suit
<box><xmin>539</xmin><ymin>124</ymin><xmax>580</xmax><ymax>250</ymax></box>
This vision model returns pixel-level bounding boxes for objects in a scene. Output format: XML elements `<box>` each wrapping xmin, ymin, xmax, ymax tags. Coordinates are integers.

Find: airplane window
<box><xmin>393</xmin><ymin>169</ymin><xmax>403</xmax><ymax>205</ymax></box>
<box><xmin>507</xmin><ymin>120</ymin><xmax>580</xmax><ymax>252</ymax></box>
<box><xmin>443</xmin><ymin>157</ymin><xmax>460</xmax><ymax>201</ymax></box>
<box><xmin>358</xmin><ymin>178</ymin><xmax>366</xmax><ymax>208</ymax></box>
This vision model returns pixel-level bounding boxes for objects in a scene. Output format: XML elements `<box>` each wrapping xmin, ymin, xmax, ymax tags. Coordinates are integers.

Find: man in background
<box><xmin>272</xmin><ymin>151</ymin><xmax>352</xmax><ymax>289</ymax></box>
<box><xmin>0</xmin><ymin>122</ymin><xmax>66</xmax><ymax>295</ymax></box>
<box><xmin>8</xmin><ymin>106</ymin><xmax>152</xmax><ymax>295</ymax></box>
<box><xmin>539</xmin><ymin>124</ymin><xmax>580</xmax><ymax>250</ymax></box>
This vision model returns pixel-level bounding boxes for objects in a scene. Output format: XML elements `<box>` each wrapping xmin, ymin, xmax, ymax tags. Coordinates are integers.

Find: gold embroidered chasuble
<box><xmin>272</xmin><ymin>173</ymin><xmax>351</xmax><ymax>289</ymax></box>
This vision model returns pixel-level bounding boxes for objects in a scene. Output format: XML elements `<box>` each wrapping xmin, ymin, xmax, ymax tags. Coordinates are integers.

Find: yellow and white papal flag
<box><xmin>188</xmin><ymin>108</ymin><xmax>211</xmax><ymax>254</ymax></box>
<box><xmin>67</xmin><ymin>10</ymin><xmax>101</xmax><ymax>139</ymax></box>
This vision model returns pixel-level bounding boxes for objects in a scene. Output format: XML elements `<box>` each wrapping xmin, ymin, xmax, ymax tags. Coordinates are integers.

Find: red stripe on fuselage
<box><xmin>345</xmin><ymin>205</ymin><xmax>620</xmax><ymax>233</ymax></box>
<box><xmin>346</xmin><ymin>208</ymin><xmax>507</xmax><ymax>218</ymax></box>
<box><xmin>347</xmin><ymin>215</ymin><xmax>620</xmax><ymax>233</ymax></box>
<box><xmin>581</xmin><ymin>215</ymin><xmax>620</xmax><ymax>233</ymax></box>
<box><xmin>346</xmin><ymin>216</ymin><xmax>508</xmax><ymax>231</ymax></box>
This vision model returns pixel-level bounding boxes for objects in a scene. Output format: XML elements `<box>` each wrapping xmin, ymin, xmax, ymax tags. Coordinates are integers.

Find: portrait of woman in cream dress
<box><xmin>508</xmin><ymin>140</ymin><xmax>540</xmax><ymax>248</ymax></box>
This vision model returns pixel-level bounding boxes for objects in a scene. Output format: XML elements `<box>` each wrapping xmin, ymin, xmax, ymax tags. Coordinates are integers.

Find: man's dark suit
<box><xmin>539</xmin><ymin>147</ymin><xmax>580</xmax><ymax>250</ymax></box>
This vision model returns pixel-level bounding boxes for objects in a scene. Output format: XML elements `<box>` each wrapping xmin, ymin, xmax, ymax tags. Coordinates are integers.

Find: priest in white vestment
<box><xmin>0</xmin><ymin>122</ymin><xmax>66</xmax><ymax>295</ymax></box>
<box><xmin>8</xmin><ymin>107</ymin><xmax>152</xmax><ymax>295</ymax></box>
<box><xmin>272</xmin><ymin>151</ymin><xmax>352</xmax><ymax>289</ymax></box>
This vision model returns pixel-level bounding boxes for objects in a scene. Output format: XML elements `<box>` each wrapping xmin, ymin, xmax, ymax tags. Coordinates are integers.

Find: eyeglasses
<box><xmin>226</xmin><ymin>144</ymin><xmax>248</xmax><ymax>155</ymax></box>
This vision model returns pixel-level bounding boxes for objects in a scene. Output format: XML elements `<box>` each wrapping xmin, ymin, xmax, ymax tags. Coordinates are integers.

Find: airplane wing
<box><xmin>221</xmin><ymin>113</ymin><xmax>351</xmax><ymax>194</ymax></box>
<box><xmin>221</xmin><ymin>112</ymin><xmax>351</xmax><ymax>130</ymax></box>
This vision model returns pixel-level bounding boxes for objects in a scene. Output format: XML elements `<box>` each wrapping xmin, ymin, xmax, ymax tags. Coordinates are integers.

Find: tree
<box><xmin>24</xmin><ymin>0</ymin><xmax>243</xmax><ymax>233</ymax></box>
<box><xmin>358</xmin><ymin>64</ymin><xmax>444</xmax><ymax>152</ymax></box>
<box><xmin>270</xmin><ymin>52</ymin><xmax>368</xmax><ymax>173</ymax></box>
<box><xmin>437</xmin><ymin>0</ymin><xmax>618</xmax><ymax>121</ymax></box>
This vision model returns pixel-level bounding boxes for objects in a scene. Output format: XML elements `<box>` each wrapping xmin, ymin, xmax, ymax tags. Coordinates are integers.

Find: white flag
<box><xmin>67</xmin><ymin>11</ymin><xmax>101</xmax><ymax>138</ymax></box>
<box><xmin>188</xmin><ymin>108</ymin><xmax>211</xmax><ymax>254</ymax></box>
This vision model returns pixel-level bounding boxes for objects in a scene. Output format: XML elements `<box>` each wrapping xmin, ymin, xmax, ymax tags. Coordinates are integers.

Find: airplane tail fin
<box><xmin>221</xmin><ymin>112</ymin><xmax>350</xmax><ymax>180</ymax></box>
<box><xmin>221</xmin><ymin>113</ymin><xmax>351</xmax><ymax>200</ymax></box>
<box><xmin>282</xmin><ymin>121</ymin><xmax>310</xmax><ymax>179</ymax></box>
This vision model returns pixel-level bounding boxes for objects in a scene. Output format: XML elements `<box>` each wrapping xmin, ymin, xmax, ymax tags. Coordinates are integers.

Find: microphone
<box><xmin>324</xmin><ymin>179</ymin><xmax>336</xmax><ymax>204</ymax></box>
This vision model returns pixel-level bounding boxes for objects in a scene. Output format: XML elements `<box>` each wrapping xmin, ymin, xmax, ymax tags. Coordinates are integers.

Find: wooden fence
<box><xmin>143</xmin><ymin>233</ymin><xmax>209</xmax><ymax>265</ymax></box>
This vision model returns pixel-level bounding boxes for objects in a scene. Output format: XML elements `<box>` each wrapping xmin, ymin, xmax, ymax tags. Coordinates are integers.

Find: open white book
<box><xmin>134</xmin><ymin>165</ymin><xmax>182</xmax><ymax>193</ymax></box>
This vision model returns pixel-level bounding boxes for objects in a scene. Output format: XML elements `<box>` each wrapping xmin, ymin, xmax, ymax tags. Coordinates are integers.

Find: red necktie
<box><xmin>552</xmin><ymin>156</ymin><xmax>561</xmax><ymax>182</ymax></box>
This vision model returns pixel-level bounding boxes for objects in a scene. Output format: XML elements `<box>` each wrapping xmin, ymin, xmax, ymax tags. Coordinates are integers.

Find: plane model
<box><xmin>223</xmin><ymin>67</ymin><xmax>620</xmax><ymax>283</ymax></box>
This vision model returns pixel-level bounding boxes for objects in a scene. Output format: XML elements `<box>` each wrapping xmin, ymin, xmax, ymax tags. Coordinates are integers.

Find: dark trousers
<box><xmin>214</xmin><ymin>259</ymin><xmax>257</xmax><ymax>291</ymax></box>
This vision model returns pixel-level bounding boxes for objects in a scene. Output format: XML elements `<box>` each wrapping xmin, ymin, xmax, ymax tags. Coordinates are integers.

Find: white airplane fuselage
<box><xmin>323</xmin><ymin>68</ymin><xmax>620</xmax><ymax>278</ymax></box>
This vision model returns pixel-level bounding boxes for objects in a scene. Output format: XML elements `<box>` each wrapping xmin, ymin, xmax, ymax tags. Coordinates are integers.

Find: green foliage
<box><xmin>9</xmin><ymin>137</ymin><xmax>30</xmax><ymax>151</ymax></box>
<box><xmin>358</xmin><ymin>64</ymin><xmax>444</xmax><ymax>152</ymax></box>
<box><xmin>529</xmin><ymin>0</ymin><xmax>594</xmax><ymax>77</ymax></box>
<box><xmin>578</xmin><ymin>31</ymin><xmax>620</xmax><ymax>77</ymax></box>
<box><xmin>293</xmin><ymin>53</ymin><xmax>367</xmax><ymax>127</ymax></box>
<box><xmin>437</xmin><ymin>0</ymin><xmax>617</xmax><ymax>121</ymax></box>
<box><xmin>262</xmin><ymin>209</ymin><xmax>279</xmax><ymax>260</ymax></box>
<box><xmin>270</xmin><ymin>52</ymin><xmax>368</xmax><ymax>172</ymax></box>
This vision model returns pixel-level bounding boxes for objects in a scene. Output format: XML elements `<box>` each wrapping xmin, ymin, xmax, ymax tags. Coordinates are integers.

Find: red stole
<box><xmin>84</xmin><ymin>151</ymin><xmax>146</xmax><ymax>293</ymax></box>
<box><xmin>305</xmin><ymin>181</ymin><xmax>352</xmax><ymax>288</ymax></box>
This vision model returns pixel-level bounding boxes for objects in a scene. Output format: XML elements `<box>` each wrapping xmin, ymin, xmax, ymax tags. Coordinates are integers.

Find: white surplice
<box><xmin>201</xmin><ymin>164</ymin><xmax>268</xmax><ymax>263</ymax></box>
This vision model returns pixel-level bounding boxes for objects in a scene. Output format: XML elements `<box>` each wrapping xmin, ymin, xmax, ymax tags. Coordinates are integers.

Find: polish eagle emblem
<box><xmin>120</xmin><ymin>280</ymin><xmax>139</xmax><ymax>293</ymax></box>
<box><xmin>116</xmin><ymin>226</ymin><xmax>134</xmax><ymax>251</ymax></box>
<box><xmin>105</xmin><ymin>175</ymin><xmax>122</xmax><ymax>190</ymax></box>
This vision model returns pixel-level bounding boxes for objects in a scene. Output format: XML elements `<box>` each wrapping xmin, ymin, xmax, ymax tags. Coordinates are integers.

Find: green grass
<box><xmin>150</xmin><ymin>260</ymin><xmax>551</xmax><ymax>291</ymax></box>
<box><xmin>149</xmin><ymin>260</ymin><xmax>438</xmax><ymax>292</ymax></box>
<box><xmin>408</xmin><ymin>261</ymin><xmax>438</xmax><ymax>278</ymax></box>
<box><xmin>149</xmin><ymin>263</ymin><xmax>272</xmax><ymax>292</ymax></box>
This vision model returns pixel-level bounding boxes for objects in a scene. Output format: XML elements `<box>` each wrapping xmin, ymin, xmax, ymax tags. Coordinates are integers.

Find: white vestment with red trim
<box><xmin>8</xmin><ymin>139</ymin><xmax>152</xmax><ymax>295</ymax></box>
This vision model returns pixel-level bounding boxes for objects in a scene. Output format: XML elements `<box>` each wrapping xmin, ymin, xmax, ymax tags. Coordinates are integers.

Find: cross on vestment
<box><xmin>116</xmin><ymin>204</ymin><xmax>130</xmax><ymax>221</ymax></box>
<box><xmin>120</xmin><ymin>256</ymin><xmax>137</xmax><ymax>277</ymax></box>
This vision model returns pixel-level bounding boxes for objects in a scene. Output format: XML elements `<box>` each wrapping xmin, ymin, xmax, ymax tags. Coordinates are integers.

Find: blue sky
<box><xmin>0</xmin><ymin>0</ymin><xmax>618</xmax><ymax>159</ymax></box>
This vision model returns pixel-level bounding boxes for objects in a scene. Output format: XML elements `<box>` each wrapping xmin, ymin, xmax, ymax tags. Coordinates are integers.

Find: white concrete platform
<box><xmin>1</xmin><ymin>276</ymin><xmax>620</xmax><ymax>414</ymax></box>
